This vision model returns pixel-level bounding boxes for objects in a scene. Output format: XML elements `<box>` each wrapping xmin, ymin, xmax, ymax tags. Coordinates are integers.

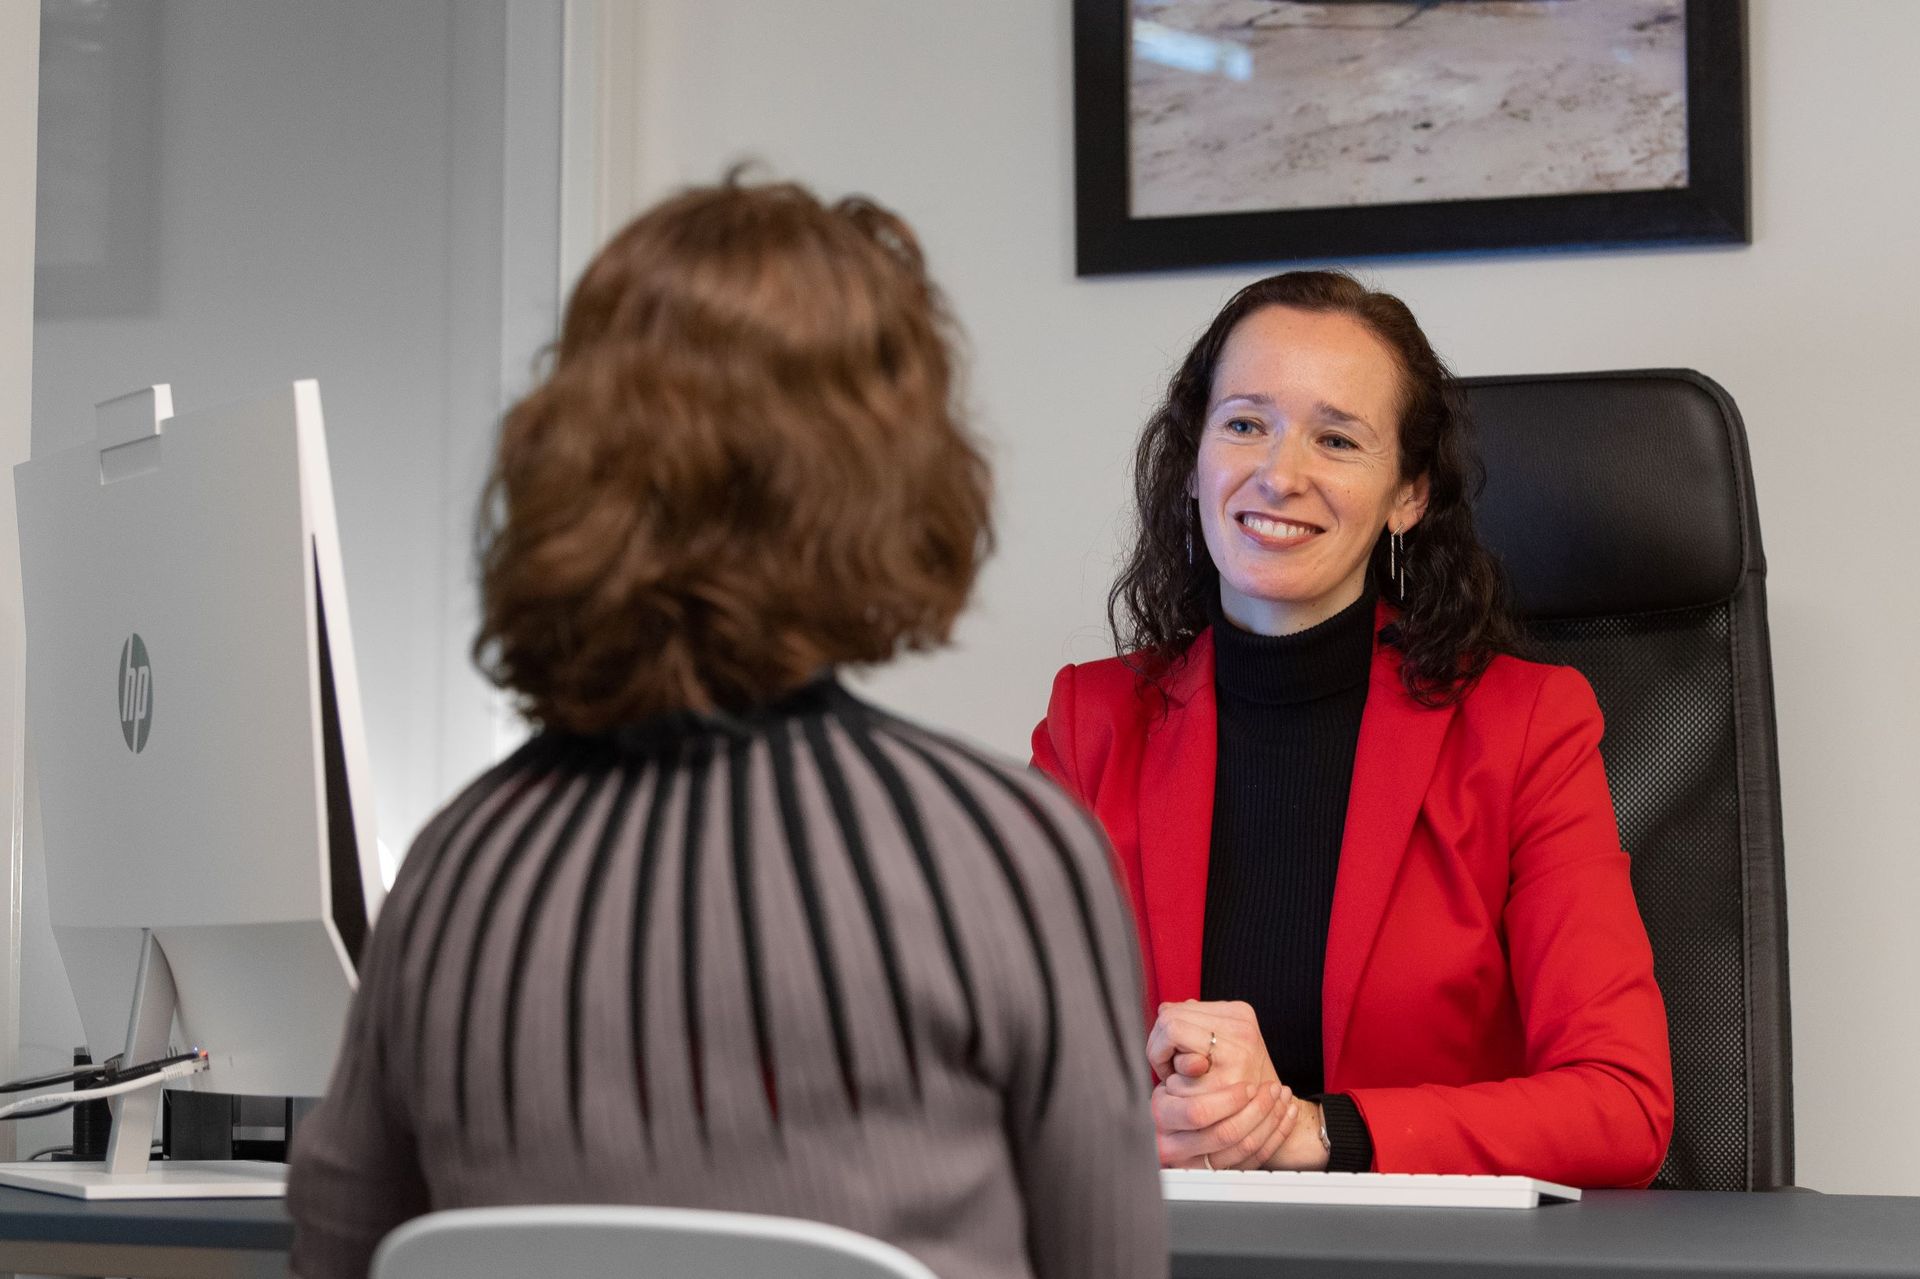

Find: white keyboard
<box><xmin>1161</xmin><ymin>1169</ymin><xmax>1581</xmax><ymax>1209</ymax></box>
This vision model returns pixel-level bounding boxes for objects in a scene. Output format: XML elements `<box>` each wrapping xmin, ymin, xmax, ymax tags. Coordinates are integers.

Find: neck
<box><xmin>1218</xmin><ymin>576</ymin><xmax>1367</xmax><ymax>637</ymax></box>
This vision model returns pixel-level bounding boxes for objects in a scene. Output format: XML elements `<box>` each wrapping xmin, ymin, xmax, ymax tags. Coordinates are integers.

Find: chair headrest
<box><xmin>1462</xmin><ymin>370</ymin><xmax>1762</xmax><ymax>621</ymax></box>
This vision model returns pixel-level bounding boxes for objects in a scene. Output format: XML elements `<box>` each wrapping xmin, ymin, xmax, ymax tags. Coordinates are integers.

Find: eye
<box><xmin>1321</xmin><ymin>432</ymin><xmax>1358</xmax><ymax>451</ymax></box>
<box><xmin>1224</xmin><ymin>416</ymin><xmax>1261</xmax><ymax>436</ymax></box>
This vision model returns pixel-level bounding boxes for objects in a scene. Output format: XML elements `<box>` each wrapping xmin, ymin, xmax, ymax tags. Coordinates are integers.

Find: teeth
<box><xmin>1241</xmin><ymin>514</ymin><xmax>1316</xmax><ymax>539</ymax></box>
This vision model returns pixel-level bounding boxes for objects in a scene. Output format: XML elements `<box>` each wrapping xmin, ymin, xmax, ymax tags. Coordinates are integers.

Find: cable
<box><xmin>26</xmin><ymin>1143</ymin><xmax>160</xmax><ymax>1162</ymax></box>
<box><xmin>98</xmin><ymin>1049</ymin><xmax>205</xmax><ymax>1086</ymax></box>
<box><xmin>0</xmin><ymin>1063</ymin><xmax>114</xmax><ymax>1096</ymax></box>
<box><xmin>0</xmin><ymin>1053</ymin><xmax>209</xmax><ymax>1123</ymax></box>
<box><xmin>0</xmin><ymin>1047</ymin><xmax>201</xmax><ymax>1097</ymax></box>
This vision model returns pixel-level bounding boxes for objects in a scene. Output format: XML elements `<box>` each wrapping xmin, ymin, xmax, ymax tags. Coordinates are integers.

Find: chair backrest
<box><xmin>1462</xmin><ymin>369</ymin><xmax>1791</xmax><ymax>1191</ymax></box>
<box><xmin>370</xmin><ymin>1205</ymin><xmax>940</xmax><ymax>1279</ymax></box>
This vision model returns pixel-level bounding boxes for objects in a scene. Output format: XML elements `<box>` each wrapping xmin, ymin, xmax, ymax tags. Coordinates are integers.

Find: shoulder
<box><xmin>856</xmin><ymin>702</ymin><xmax>1120</xmax><ymax>873</ymax></box>
<box><xmin>864</xmin><ymin>701</ymin><xmax>1083</xmax><ymax>822</ymax></box>
<box><xmin>1034</xmin><ymin>638</ymin><xmax>1212</xmax><ymax>807</ymax></box>
<box><xmin>1452</xmin><ymin>652</ymin><xmax>1605</xmax><ymax>753</ymax></box>
<box><xmin>1042</xmin><ymin>636</ymin><xmax>1211</xmax><ymax>731</ymax></box>
<box><xmin>381</xmin><ymin>737</ymin><xmax>560</xmax><ymax>912</ymax></box>
<box><xmin>1044</xmin><ymin>652</ymin><xmax>1151</xmax><ymax>712</ymax></box>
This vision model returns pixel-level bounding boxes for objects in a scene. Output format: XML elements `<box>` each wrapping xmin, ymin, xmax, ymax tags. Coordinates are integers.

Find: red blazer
<box><xmin>1032</xmin><ymin>603</ymin><xmax>1674</xmax><ymax>1187</ymax></box>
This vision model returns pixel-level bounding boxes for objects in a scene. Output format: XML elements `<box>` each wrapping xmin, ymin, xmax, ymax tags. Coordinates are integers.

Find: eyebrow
<box><xmin>1313</xmin><ymin>401</ymin><xmax>1377</xmax><ymax>433</ymax></box>
<box><xmin>1211</xmin><ymin>392</ymin><xmax>1276</xmax><ymax>413</ymax></box>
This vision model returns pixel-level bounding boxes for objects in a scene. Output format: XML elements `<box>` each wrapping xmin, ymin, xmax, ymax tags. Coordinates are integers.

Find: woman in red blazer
<box><xmin>1034</xmin><ymin>272</ymin><xmax>1672</xmax><ymax>1189</ymax></box>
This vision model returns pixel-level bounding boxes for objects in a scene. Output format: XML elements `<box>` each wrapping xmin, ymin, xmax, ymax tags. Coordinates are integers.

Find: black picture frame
<box><xmin>1074</xmin><ymin>0</ymin><xmax>1748</xmax><ymax>276</ymax></box>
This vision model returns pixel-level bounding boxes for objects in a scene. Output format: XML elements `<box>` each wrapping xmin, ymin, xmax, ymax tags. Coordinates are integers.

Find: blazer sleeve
<box><xmin>1344</xmin><ymin>666</ymin><xmax>1675</xmax><ymax>1188</ymax></box>
<box><xmin>1031</xmin><ymin>663</ymin><xmax>1084</xmax><ymax>801</ymax></box>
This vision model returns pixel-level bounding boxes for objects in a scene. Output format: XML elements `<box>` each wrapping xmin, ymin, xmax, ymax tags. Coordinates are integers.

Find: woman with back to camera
<box><xmin>1033</xmin><ymin>271</ymin><xmax>1674</xmax><ymax>1187</ymax></box>
<box><xmin>288</xmin><ymin>178</ymin><xmax>1167</xmax><ymax>1279</ymax></box>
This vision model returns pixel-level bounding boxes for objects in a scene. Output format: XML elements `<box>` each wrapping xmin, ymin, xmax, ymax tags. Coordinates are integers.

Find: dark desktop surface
<box><xmin>1170</xmin><ymin>1188</ymin><xmax>1920</xmax><ymax>1278</ymax></box>
<box><xmin>0</xmin><ymin>1182</ymin><xmax>292</xmax><ymax>1250</ymax></box>
<box><xmin>0</xmin><ymin>1183</ymin><xmax>1915</xmax><ymax>1276</ymax></box>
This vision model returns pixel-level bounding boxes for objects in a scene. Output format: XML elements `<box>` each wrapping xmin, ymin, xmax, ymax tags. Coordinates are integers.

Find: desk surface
<box><xmin>0</xmin><ymin>1184</ymin><xmax>291</xmax><ymax>1249</ymax></box>
<box><xmin>1170</xmin><ymin>1189</ymin><xmax>1920</xmax><ymax>1278</ymax></box>
<box><xmin>0</xmin><ymin>1185</ymin><xmax>1916</xmax><ymax>1279</ymax></box>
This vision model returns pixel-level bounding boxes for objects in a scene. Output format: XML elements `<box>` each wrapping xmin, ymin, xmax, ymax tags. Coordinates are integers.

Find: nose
<box><xmin>1253</xmin><ymin>427</ymin><xmax>1310</xmax><ymax>502</ymax></box>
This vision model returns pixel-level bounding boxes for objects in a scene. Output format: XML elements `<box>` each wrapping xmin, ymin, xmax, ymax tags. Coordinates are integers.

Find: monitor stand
<box><xmin>0</xmin><ymin>931</ymin><xmax>287</xmax><ymax>1199</ymax></box>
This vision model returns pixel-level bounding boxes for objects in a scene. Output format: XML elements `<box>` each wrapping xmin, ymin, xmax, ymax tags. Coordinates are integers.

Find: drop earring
<box><xmin>1390</xmin><ymin>527</ymin><xmax>1407</xmax><ymax>601</ymax></box>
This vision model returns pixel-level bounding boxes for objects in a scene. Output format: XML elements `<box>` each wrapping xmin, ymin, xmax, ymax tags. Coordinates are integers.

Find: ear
<box><xmin>1392</xmin><ymin>472</ymin><xmax>1430</xmax><ymax>534</ymax></box>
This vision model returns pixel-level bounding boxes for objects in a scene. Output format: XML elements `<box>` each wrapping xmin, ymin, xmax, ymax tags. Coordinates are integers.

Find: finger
<box><xmin>1158</xmin><ymin>1126</ymin><xmax>1203</xmax><ymax>1167</ymax></box>
<box><xmin>1146</xmin><ymin>1014</ymin><xmax>1218</xmax><ymax>1081</ymax></box>
<box><xmin>1216</xmin><ymin>1086</ymin><xmax>1293</xmax><ymax>1169</ymax></box>
<box><xmin>1151</xmin><ymin>1004</ymin><xmax>1274</xmax><ymax>1085</ymax></box>
<box><xmin>1171</xmin><ymin>1050</ymin><xmax>1212</xmax><ymax>1079</ymax></box>
<box><xmin>1247</xmin><ymin>1098</ymin><xmax>1300</xmax><ymax>1170</ymax></box>
<box><xmin>1228</xmin><ymin>1090</ymin><xmax>1305</xmax><ymax>1167</ymax></box>
<box><xmin>1211</xmin><ymin>1094</ymin><xmax>1284</xmax><ymax>1170</ymax></box>
<box><xmin>1164</xmin><ymin>1066</ymin><xmax>1247</xmax><ymax>1098</ymax></box>
<box><xmin>1164</xmin><ymin>1056</ymin><xmax>1271</xmax><ymax>1097</ymax></box>
<box><xmin>1158</xmin><ymin>1125</ymin><xmax>1230</xmax><ymax>1166</ymax></box>
<box><xmin>1201</xmin><ymin>1084</ymin><xmax>1281</xmax><ymax>1152</ymax></box>
<box><xmin>1153</xmin><ymin>1081</ymin><xmax>1257</xmax><ymax>1133</ymax></box>
<box><xmin>1158</xmin><ymin>1000</ymin><xmax>1262</xmax><ymax>1039</ymax></box>
<box><xmin>1158</xmin><ymin>1090</ymin><xmax>1277</xmax><ymax>1164</ymax></box>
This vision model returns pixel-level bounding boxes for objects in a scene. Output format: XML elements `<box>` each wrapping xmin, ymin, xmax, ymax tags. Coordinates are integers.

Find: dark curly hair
<box><xmin>1109</xmin><ymin>270</ymin><xmax>1520</xmax><ymax>706</ymax></box>
<box><xmin>474</xmin><ymin>177</ymin><xmax>991</xmax><ymax>732</ymax></box>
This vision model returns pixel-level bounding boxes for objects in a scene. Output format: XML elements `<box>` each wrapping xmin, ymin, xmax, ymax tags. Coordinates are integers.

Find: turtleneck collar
<box><xmin>1209</xmin><ymin>588</ymin><xmax>1376</xmax><ymax>707</ymax></box>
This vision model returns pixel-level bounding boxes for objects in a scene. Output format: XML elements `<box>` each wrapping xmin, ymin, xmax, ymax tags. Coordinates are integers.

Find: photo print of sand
<box><xmin>1130</xmin><ymin>0</ymin><xmax>1690</xmax><ymax>218</ymax></box>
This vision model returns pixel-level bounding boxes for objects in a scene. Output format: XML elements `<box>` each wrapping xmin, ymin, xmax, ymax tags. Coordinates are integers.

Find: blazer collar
<box><xmin>1137</xmin><ymin>631</ymin><xmax>1218</xmax><ymax>1008</ymax></box>
<box><xmin>1323</xmin><ymin>601</ymin><xmax>1457</xmax><ymax>1078</ymax></box>
<box><xmin>1135</xmin><ymin>602</ymin><xmax>1456</xmax><ymax>1077</ymax></box>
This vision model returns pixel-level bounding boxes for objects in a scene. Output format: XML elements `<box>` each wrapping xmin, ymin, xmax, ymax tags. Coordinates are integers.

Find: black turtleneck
<box><xmin>1201</xmin><ymin>588</ymin><xmax>1376</xmax><ymax>1171</ymax></box>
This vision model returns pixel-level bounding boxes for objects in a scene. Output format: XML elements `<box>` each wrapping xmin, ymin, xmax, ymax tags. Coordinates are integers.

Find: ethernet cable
<box><xmin>0</xmin><ymin>1050</ymin><xmax>210</xmax><ymax>1123</ymax></box>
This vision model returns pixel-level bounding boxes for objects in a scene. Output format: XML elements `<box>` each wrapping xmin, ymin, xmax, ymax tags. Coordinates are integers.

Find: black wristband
<box><xmin>1313</xmin><ymin>1093</ymin><xmax>1375</xmax><ymax>1173</ymax></box>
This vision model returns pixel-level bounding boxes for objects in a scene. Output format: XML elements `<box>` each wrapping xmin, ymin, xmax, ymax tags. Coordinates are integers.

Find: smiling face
<box><xmin>1194</xmin><ymin>305</ymin><xmax>1429</xmax><ymax>636</ymax></box>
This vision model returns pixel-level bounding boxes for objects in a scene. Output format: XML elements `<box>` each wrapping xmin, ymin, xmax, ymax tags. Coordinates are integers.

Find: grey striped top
<box><xmin>288</xmin><ymin>679</ymin><xmax>1167</xmax><ymax>1279</ymax></box>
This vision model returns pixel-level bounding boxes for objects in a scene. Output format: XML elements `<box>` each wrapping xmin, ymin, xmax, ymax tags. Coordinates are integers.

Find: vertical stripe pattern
<box><xmin>290</xmin><ymin>679</ymin><xmax>1166</xmax><ymax>1279</ymax></box>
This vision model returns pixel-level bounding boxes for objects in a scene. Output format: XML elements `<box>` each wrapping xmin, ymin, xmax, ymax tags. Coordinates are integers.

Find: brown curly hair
<box><xmin>475</xmin><ymin>178</ymin><xmax>991</xmax><ymax>733</ymax></box>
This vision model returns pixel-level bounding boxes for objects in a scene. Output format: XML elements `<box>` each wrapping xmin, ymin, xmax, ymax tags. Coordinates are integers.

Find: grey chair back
<box><xmin>371</xmin><ymin>1205</ymin><xmax>939</xmax><ymax>1279</ymax></box>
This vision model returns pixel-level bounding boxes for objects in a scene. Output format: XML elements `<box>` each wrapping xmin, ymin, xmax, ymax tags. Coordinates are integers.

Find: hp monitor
<box><xmin>7</xmin><ymin>380</ymin><xmax>385</xmax><ymax>1198</ymax></box>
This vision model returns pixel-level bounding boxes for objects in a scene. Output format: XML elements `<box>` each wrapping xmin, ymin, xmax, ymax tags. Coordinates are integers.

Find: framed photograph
<box><xmin>1073</xmin><ymin>0</ymin><xmax>1748</xmax><ymax>275</ymax></box>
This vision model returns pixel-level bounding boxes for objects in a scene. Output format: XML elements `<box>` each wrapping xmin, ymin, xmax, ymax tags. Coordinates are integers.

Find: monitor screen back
<box><xmin>16</xmin><ymin>383</ymin><xmax>373</xmax><ymax>1097</ymax></box>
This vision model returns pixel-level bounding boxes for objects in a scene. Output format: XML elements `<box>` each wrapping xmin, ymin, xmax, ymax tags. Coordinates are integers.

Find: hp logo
<box><xmin>118</xmin><ymin>634</ymin><xmax>153</xmax><ymax>753</ymax></box>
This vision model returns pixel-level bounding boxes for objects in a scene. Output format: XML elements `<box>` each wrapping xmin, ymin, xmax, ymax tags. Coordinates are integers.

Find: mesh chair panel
<box><xmin>1530</xmin><ymin>605</ymin><xmax>1747</xmax><ymax>1191</ymax></box>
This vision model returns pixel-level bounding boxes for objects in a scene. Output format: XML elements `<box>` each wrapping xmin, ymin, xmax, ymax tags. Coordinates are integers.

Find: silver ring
<box><xmin>1208</xmin><ymin>1031</ymin><xmax>1217</xmax><ymax>1054</ymax></box>
<box><xmin>1204</xmin><ymin>1153</ymin><xmax>1215</xmax><ymax>1171</ymax></box>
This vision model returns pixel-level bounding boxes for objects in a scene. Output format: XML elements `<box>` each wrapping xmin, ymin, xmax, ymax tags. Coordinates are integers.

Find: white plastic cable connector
<box><xmin>0</xmin><ymin>1053</ymin><xmax>210</xmax><ymax>1122</ymax></box>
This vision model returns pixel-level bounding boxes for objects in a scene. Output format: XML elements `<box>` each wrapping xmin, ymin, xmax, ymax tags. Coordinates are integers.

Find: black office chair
<box><xmin>1462</xmin><ymin>369</ymin><xmax>1791</xmax><ymax>1192</ymax></box>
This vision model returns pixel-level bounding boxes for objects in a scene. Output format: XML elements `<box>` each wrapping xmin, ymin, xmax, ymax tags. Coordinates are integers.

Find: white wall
<box><xmin>601</xmin><ymin>0</ymin><xmax>1920</xmax><ymax>1195</ymax></box>
<box><xmin>30</xmin><ymin>1</ymin><xmax>562</xmax><ymax>846</ymax></box>
<box><xmin>20</xmin><ymin>0</ymin><xmax>564</xmax><ymax>1150</ymax></box>
<box><xmin>0</xmin><ymin>0</ymin><xmax>42</xmax><ymax>1162</ymax></box>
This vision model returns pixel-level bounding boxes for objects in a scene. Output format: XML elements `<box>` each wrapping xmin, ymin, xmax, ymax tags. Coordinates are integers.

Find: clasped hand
<box><xmin>1146</xmin><ymin>1000</ymin><xmax>1324</xmax><ymax>1171</ymax></box>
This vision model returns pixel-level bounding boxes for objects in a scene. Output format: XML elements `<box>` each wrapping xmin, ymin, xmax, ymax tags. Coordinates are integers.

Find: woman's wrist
<box><xmin>1264</xmin><ymin>1098</ymin><xmax>1330</xmax><ymax>1170</ymax></box>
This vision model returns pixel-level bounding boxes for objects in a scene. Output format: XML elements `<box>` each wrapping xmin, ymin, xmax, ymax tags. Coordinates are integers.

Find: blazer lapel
<box><xmin>1138</xmin><ymin>631</ymin><xmax>1217</xmax><ymax>1006</ymax></box>
<box><xmin>1322</xmin><ymin>603</ymin><xmax>1456</xmax><ymax>1079</ymax></box>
